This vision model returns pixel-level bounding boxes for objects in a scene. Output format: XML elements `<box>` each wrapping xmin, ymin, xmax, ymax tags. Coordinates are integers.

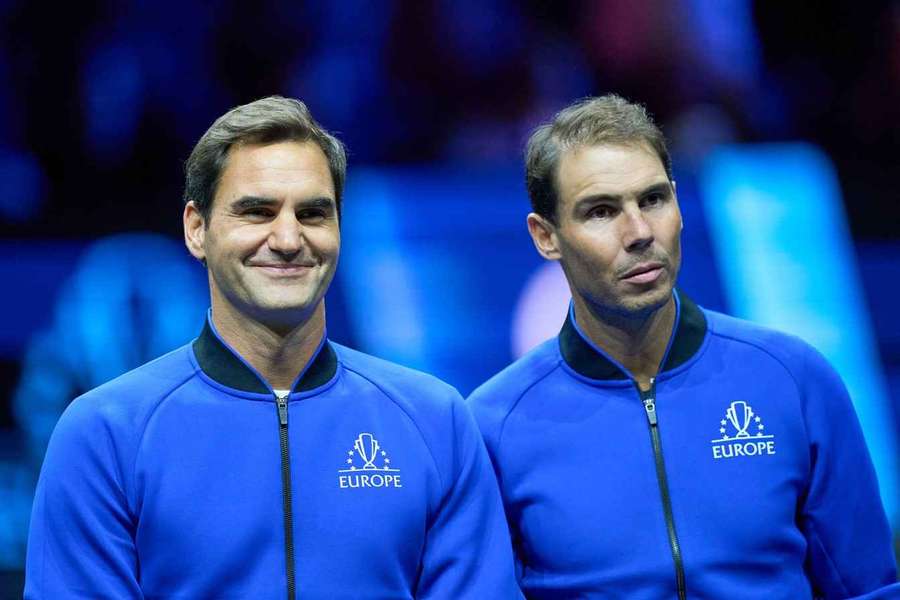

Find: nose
<box><xmin>267</xmin><ymin>211</ymin><xmax>304</xmax><ymax>256</ymax></box>
<box><xmin>622</xmin><ymin>206</ymin><xmax>653</xmax><ymax>252</ymax></box>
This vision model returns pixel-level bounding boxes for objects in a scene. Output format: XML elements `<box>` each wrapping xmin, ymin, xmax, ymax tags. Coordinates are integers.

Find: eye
<box><xmin>640</xmin><ymin>192</ymin><xmax>667</xmax><ymax>208</ymax></box>
<box><xmin>243</xmin><ymin>207</ymin><xmax>274</xmax><ymax>219</ymax></box>
<box><xmin>587</xmin><ymin>205</ymin><xmax>616</xmax><ymax>219</ymax></box>
<box><xmin>297</xmin><ymin>209</ymin><xmax>327</xmax><ymax>222</ymax></box>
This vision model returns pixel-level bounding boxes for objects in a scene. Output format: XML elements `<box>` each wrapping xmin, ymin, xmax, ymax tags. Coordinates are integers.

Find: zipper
<box><xmin>638</xmin><ymin>378</ymin><xmax>686</xmax><ymax>600</ymax></box>
<box><xmin>276</xmin><ymin>394</ymin><xmax>296</xmax><ymax>600</ymax></box>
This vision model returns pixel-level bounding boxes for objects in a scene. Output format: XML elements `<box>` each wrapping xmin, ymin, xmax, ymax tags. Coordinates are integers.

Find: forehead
<box><xmin>556</xmin><ymin>142</ymin><xmax>668</xmax><ymax>205</ymax></box>
<box><xmin>214</xmin><ymin>140</ymin><xmax>334</xmax><ymax>205</ymax></box>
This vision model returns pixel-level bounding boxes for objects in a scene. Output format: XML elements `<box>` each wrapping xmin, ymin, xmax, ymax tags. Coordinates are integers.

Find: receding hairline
<box><xmin>549</xmin><ymin>139</ymin><xmax>671</xmax><ymax>206</ymax></box>
<box><xmin>555</xmin><ymin>139</ymin><xmax>671</xmax><ymax>176</ymax></box>
<box><xmin>208</xmin><ymin>138</ymin><xmax>338</xmax><ymax>211</ymax></box>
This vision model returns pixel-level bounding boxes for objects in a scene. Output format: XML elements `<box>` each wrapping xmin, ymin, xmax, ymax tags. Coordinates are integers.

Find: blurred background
<box><xmin>2</xmin><ymin>0</ymin><xmax>899</xmax><ymax>594</ymax></box>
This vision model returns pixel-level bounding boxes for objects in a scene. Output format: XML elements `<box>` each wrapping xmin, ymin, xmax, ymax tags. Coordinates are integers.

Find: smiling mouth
<box><xmin>252</xmin><ymin>264</ymin><xmax>316</xmax><ymax>276</ymax></box>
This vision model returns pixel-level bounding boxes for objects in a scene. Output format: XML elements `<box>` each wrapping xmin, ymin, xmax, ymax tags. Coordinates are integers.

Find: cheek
<box><xmin>217</xmin><ymin>227</ymin><xmax>264</xmax><ymax>256</ymax></box>
<box><xmin>307</xmin><ymin>227</ymin><xmax>341</xmax><ymax>256</ymax></box>
<box><xmin>567</xmin><ymin>235</ymin><xmax>618</xmax><ymax>272</ymax></box>
<box><xmin>662</xmin><ymin>207</ymin><xmax>682</xmax><ymax>239</ymax></box>
<box><xmin>660</xmin><ymin>220</ymin><xmax>683</xmax><ymax>256</ymax></box>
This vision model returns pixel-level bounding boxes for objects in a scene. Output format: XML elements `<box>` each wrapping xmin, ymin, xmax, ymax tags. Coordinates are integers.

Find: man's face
<box><xmin>529</xmin><ymin>142</ymin><xmax>682</xmax><ymax>319</ymax></box>
<box><xmin>184</xmin><ymin>140</ymin><xmax>340</xmax><ymax>328</ymax></box>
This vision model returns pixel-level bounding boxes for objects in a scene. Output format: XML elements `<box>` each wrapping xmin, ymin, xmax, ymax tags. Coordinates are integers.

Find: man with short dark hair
<box><xmin>26</xmin><ymin>96</ymin><xmax>520</xmax><ymax>599</ymax></box>
<box><xmin>469</xmin><ymin>94</ymin><xmax>899</xmax><ymax>598</ymax></box>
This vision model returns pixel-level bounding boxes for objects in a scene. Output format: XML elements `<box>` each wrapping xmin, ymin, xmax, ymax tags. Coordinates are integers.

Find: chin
<box><xmin>266</xmin><ymin>298</ymin><xmax>320</xmax><ymax>315</ymax></box>
<box><xmin>595</xmin><ymin>284</ymin><xmax>669</xmax><ymax>317</ymax></box>
<box><xmin>246</xmin><ymin>291</ymin><xmax>321</xmax><ymax>316</ymax></box>
<box><xmin>624</xmin><ymin>287</ymin><xmax>673</xmax><ymax>314</ymax></box>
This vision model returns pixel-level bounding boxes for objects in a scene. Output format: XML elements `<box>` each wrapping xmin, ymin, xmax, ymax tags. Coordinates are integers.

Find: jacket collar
<box><xmin>192</xmin><ymin>317</ymin><xmax>338</xmax><ymax>395</ymax></box>
<box><xmin>558</xmin><ymin>290</ymin><xmax>707</xmax><ymax>381</ymax></box>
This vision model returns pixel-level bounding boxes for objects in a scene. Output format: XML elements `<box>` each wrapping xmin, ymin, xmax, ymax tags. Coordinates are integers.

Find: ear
<box><xmin>526</xmin><ymin>212</ymin><xmax>562</xmax><ymax>261</ymax></box>
<box><xmin>183</xmin><ymin>201</ymin><xmax>207</xmax><ymax>263</ymax></box>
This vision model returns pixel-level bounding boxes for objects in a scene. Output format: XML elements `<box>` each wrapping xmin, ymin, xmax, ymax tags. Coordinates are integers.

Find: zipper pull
<box><xmin>643</xmin><ymin>396</ymin><xmax>658</xmax><ymax>426</ymax></box>
<box><xmin>276</xmin><ymin>395</ymin><xmax>289</xmax><ymax>426</ymax></box>
<box><xmin>642</xmin><ymin>377</ymin><xmax>658</xmax><ymax>426</ymax></box>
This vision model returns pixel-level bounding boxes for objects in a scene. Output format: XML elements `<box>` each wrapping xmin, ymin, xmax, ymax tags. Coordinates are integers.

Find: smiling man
<box><xmin>25</xmin><ymin>96</ymin><xmax>519</xmax><ymax>599</ymax></box>
<box><xmin>468</xmin><ymin>95</ymin><xmax>899</xmax><ymax>599</ymax></box>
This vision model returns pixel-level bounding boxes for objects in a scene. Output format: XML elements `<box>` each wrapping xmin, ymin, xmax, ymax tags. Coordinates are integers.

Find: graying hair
<box><xmin>184</xmin><ymin>96</ymin><xmax>347</xmax><ymax>222</ymax></box>
<box><xmin>525</xmin><ymin>94</ymin><xmax>671</xmax><ymax>222</ymax></box>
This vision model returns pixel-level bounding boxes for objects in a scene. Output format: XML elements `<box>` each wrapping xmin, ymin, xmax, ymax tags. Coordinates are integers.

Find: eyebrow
<box><xmin>230</xmin><ymin>195</ymin><xmax>336</xmax><ymax>212</ymax></box>
<box><xmin>574</xmin><ymin>181</ymin><xmax>672</xmax><ymax>209</ymax></box>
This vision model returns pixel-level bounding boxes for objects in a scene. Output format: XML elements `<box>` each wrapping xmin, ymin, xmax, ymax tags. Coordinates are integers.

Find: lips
<box><xmin>251</xmin><ymin>263</ymin><xmax>317</xmax><ymax>277</ymax></box>
<box><xmin>253</xmin><ymin>263</ymin><xmax>316</xmax><ymax>269</ymax></box>
<box><xmin>620</xmin><ymin>262</ymin><xmax>664</xmax><ymax>284</ymax></box>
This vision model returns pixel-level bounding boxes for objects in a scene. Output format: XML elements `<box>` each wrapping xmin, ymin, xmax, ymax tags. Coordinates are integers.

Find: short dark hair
<box><xmin>525</xmin><ymin>94</ymin><xmax>672</xmax><ymax>223</ymax></box>
<box><xmin>184</xmin><ymin>96</ymin><xmax>347</xmax><ymax>222</ymax></box>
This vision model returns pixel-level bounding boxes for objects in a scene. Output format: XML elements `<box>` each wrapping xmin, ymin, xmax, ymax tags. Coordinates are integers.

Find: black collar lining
<box><xmin>558</xmin><ymin>291</ymin><xmax>707</xmax><ymax>381</ymax></box>
<box><xmin>192</xmin><ymin>320</ymin><xmax>338</xmax><ymax>395</ymax></box>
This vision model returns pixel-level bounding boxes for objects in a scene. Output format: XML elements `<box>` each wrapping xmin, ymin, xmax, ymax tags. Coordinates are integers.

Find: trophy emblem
<box><xmin>726</xmin><ymin>401</ymin><xmax>753</xmax><ymax>438</ymax></box>
<box><xmin>354</xmin><ymin>432</ymin><xmax>381</xmax><ymax>470</ymax></box>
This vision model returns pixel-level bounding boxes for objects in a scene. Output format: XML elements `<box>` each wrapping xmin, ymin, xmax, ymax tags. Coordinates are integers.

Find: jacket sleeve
<box><xmin>25</xmin><ymin>396</ymin><xmax>141</xmax><ymax>599</ymax></box>
<box><xmin>415</xmin><ymin>395</ymin><xmax>521</xmax><ymax>599</ymax></box>
<box><xmin>798</xmin><ymin>347</ymin><xmax>900</xmax><ymax>599</ymax></box>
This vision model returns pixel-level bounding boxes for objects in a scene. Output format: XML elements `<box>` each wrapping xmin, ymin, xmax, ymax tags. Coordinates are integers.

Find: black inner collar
<box><xmin>192</xmin><ymin>320</ymin><xmax>338</xmax><ymax>394</ymax></box>
<box><xmin>558</xmin><ymin>292</ymin><xmax>707</xmax><ymax>381</ymax></box>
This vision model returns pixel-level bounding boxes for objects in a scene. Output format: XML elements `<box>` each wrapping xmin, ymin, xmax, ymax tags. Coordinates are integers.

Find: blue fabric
<box><xmin>469</xmin><ymin>306</ymin><xmax>899</xmax><ymax>599</ymax></box>
<box><xmin>26</xmin><ymin>333</ymin><xmax>519</xmax><ymax>598</ymax></box>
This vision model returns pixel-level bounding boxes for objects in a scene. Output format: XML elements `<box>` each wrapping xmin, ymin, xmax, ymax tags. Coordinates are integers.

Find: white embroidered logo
<box><xmin>711</xmin><ymin>401</ymin><xmax>776</xmax><ymax>459</ymax></box>
<box><xmin>338</xmin><ymin>432</ymin><xmax>402</xmax><ymax>488</ymax></box>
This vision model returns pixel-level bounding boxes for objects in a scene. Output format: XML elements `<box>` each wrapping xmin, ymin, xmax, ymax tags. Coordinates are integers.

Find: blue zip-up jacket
<box><xmin>26</xmin><ymin>317</ymin><xmax>520</xmax><ymax>599</ymax></box>
<box><xmin>468</xmin><ymin>292</ymin><xmax>899</xmax><ymax>599</ymax></box>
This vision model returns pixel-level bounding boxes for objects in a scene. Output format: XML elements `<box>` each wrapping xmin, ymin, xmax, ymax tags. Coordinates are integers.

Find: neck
<box><xmin>573</xmin><ymin>293</ymin><xmax>677</xmax><ymax>390</ymax></box>
<box><xmin>211</xmin><ymin>300</ymin><xmax>326</xmax><ymax>391</ymax></box>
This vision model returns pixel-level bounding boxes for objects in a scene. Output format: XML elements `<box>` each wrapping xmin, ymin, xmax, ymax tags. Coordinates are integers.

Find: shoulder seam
<box><xmin>340</xmin><ymin>363</ymin><xmax>446</xmax><ymax>491</ymax></box>
<box><xmin>707</xmin><ymin>329</ymin><xmax>803</xmax><ymax>391</ymax></box>
<box><xmin>129</xmin><ymin>369</ymin><xmax>199</xmax><ymax>513</ymax></box>
<box><xmin>495</xmin><ymin>358</ymin><xmax>563</xmax><ymax>459</ymax></box>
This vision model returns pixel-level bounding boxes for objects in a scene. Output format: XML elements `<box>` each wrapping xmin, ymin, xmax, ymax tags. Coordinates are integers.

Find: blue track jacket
<box><xmin>26</xmin><ymin>317</ymin><xmax>520</xmax><ymax>599</ymax></box>
<box><xmin>469</xmin><ymin>291</ymin><xmax>899</xmax><ymax>599</ymax></box>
